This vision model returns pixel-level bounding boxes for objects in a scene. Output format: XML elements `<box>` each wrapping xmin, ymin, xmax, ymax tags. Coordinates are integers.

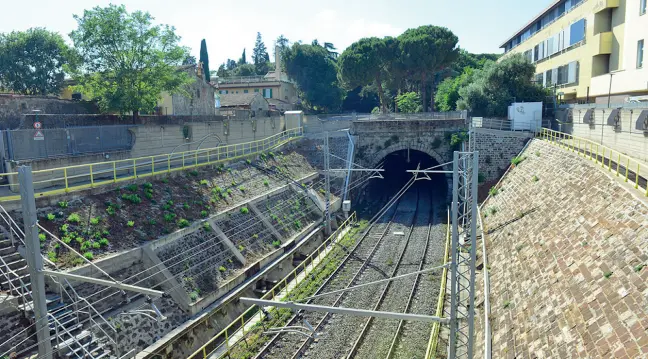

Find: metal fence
<box><xmin>4</xmin><ymin>125</ymin><xmax>133</xmax><ymax>161</ymax></box>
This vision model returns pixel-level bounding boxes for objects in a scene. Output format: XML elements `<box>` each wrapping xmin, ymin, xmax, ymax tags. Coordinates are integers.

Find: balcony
<box><xmin>593</xmin><ymin>0</ymin><xmax>619</xmax><ymax>13</ymax></box>
<box><xmin>593</xmin><ymin>31</ymin><xmax>613</xmax><ymax>55</ymax></box>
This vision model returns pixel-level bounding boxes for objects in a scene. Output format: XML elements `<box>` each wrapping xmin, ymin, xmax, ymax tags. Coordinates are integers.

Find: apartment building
<box><xmin>501</xmin><ymin>0</ymin><xmax>648</xmax><ymax>104</ymax></box>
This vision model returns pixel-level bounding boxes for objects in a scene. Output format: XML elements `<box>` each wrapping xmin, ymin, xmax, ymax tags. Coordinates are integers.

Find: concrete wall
<box><xmin>557</xmin><ymin>107</ymin><xmax>648</xmax><ymax>164</ymax></box>
<box><xmin>472</xmin><ymin>128</ymin><xmax>534</xmax><ymax>182</ymax></box>
<box><xmin>0</xmin><ymin>94</ymin><xmax>97</xmax><ymax>129</ymax></box>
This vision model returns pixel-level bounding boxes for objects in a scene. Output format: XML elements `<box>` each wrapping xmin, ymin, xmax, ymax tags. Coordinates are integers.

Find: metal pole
<box><xmin>448</xmin><ymin>151</ymin><xmax>460</xmax><ymax>359</ymax></box>
<box><xmin>18</xmin><ymin>166</ymin><xmax>53</xmax><ymax>359</ymax></box>
<box><xmin>607</xmin><ymin>73</ymin><xmax>613</xmax><ymax>109</ymax></box>
<box><xmin>342</xmin><ymin>130</ymin><xmax>354</xmax><ymax>203</ymax></box>
<box><xmin>466</xmin><ymin>151</ymin><xmax>479</xmax><ymax>358</ymax></box>
<box><xmin>324</xmin><ymin>131</ymin><xmax>332</xmax><ymax>235</ymax></box>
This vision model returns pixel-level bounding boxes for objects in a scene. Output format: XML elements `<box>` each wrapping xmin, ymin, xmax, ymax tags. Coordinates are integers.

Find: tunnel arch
<box><xmin>367</xmin><ymin>143</ymin><xmax>452</xmax><ymax>173</ymax></box>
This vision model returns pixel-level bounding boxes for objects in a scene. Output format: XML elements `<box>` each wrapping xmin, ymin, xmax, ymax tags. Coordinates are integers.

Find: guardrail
<box><xmin>185</xmin><ymin>212</ymin><xmax>357</xmax><ymax>359</ymax></box>
<box><xmin>539</xmin><ymin>128</ymin><xmax>648</xmax><ymax>196</ymax></box>
<box><xmin>0</xmin><ymin>128</ymin><xmax>302</xmax><ymax>202</ymax></box>
<box><xmin>425</xmin><ymin>208</ymin><xmax>451</xmax><ymax>358</ymax></box>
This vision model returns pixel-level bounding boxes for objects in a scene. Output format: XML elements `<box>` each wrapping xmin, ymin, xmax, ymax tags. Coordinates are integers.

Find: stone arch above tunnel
<box><xmin>367</xmin><ymin>143</ymin><xmax>452</xmax><ymax>173</ymax></box>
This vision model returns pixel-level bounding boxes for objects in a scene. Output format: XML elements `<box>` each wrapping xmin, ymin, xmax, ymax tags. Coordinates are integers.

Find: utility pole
<box><xmin>19</xmin><ymin>166</ymin><xmax>52</xmax><ymax>359</ymax></box>
<box><xmin>324</xmin><ymin>132</ymin><xmax>332</xmax><ymax>235</ymax></box>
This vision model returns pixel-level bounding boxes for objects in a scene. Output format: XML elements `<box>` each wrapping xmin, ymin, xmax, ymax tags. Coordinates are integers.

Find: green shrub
<box><xmin>62</xmin><ymin>236</ymin><xmax>72</xmax><ymax>244</ymax></box>
<box><xmin>252</xmin><ymin>234</ymin><xmax>259</xmax><ymax>240</ymax></box>
<box><xmin>238</xmin><ymin>245</ymin><xmax>245</xmax><ymax>251</ymax></box>
<box><xmin>503</xmin><ymin>300</ymin><xmax>511</xmax><ymax>309</ymax></box>
<box><xmin>603</xmin><ymin>271</ymin><xmax>613</xmax><ymax>279</ymax></box>
<box><xmin>122</xmin><ymin>193</ymin><xmax>142</xmax><ymax>204</ymax></box>
<box><xmin>190</xmin><ymin>291</ymin><xmax>198</xmax><ymax>302</ymax></box>
<box><xmin>293</xmin><ymin>220</ymin><xmax>302</xmax><ymax>230</ymax></box>
<box><xmin>212</xmin><ymin>187</ymin><xmax>223</xmax><ymax>195</ymax></box>
<box><xmin>148</xmin><ymin>218</ymin><xmax>157</xmax><ymax>225</ymax></box>
<box><xmin>240</xmin><ymin>207</ymin><xmax>249</xmax><ymax>214</ymax></box>
<box><xmin>178</xmin><ymin>218</ymin><xmax>190</xmax><ymax>228</ymax></box>
<box><xmin>83</xmin><ymin>252</ymin><xmax>94</xmax><ymax>260</ymax></box>
<box><xmin>183</xmin><ymin>203</ymin><xmax>190</xmax><ymax>210</ymax></box>
<box><xmin>126</xmin><ymin>184</ymin><xmax>138</xmax><ymax>192</ymax></box>
<box><xmin>189</xmin><ymin>170</ymin><xmax>199</xmax><ymax>176</ymax></box>
<box><xmin>38</xmin><ymin>233</ymin><xmax>46</xmax><ymax>242</ymax></box>
<box><xmin>511</xmin><ymin>156</ymin><xmax>526</xmax><ymax>166</ymax></box>
<box><xmin>532</xmin><ymin>175</ymin><xmax>539</xmax><ymax>182</ymax></box>
<box><xmin>144</xmin><ymin>191</ymin><xmax>153</xmax><ymax>200</ymax></box>
<box><xmin>238</xmin><ymin>186</ymin><xmax>246</xmax><ymax>192</ymax></box>
<box><xmin>143</xmin><ymin>182</ymin><xmax>153</xmax><ymax>189</ymax></box>
<box><xmin>58</xmin><ymin>201</ymin><xmax>68</xmax><ymax>208</ymax></box>
<box><xmin>162</xmin><ymin>177</ymin><xmax>169</xmax><ymax>183</ymax></box>
<box><xmin>47</xmin><ymin>251</ymin><xmax>57</xmax><ymax>262</ymax></box>
<box><xmin>67</xmin><ymin>213</ymin><xmax>81</xmax><ymax>223</ymax></box>
<box><xmin>46</xmin><ymin>213</ymin><xmax>56</xmax><ymax>221</ymax></box>
<box><xmin>200</xmin><ymin>179</ymin><xmax>209</xmax><ymax>185</ymax></box>
<box><xmin>634</xmin><ymin>264</ymin><xmax>645</xmax><ymax>273</ymax></box>
<box><xmin>127</xmin><ymin>220</ymin><xmax>135</xmax><ymax>227</ymax></box>
<box><xmin>92</xmin><ymin>242</ymin><xmax>101</xmax><ymax>249</ymax></box>
<box><xmin>263</xmin><ymin>180</ymin><xmax>269</xmax><ymax>187</ymax></box>
<box><xmin>203</xmin><ymin>222</ymin><xmax>212</xmax><ymax>231</ymax></box>
<box><xmin>272</xmin><ymin>240</ymin><xmax>281</xmax><ymax>248</ymax></box>
<box><xmin>231</xmin><ymin>180</ymin><xmax>237</xmax><ymax>186</ymax></box>
<box><xmin>488</xmin><ymin>187</ymin><xmax>499</xmax><ymax>197</ymax></box>
<box><xmin>99</xmin><ymin>238</ymin><xmax>109</xmax><ymax>246</ymax></box>
<box><xmin>246</xmin><ymin>159</ymin><xmax>251</xmax><ymax>165</ymax></box>
<box><xmin>226</xmin><ymin>189</ymin><xmax>233</xmax><ymax>196</ymax></box>
<box><xmin>106</xmin><ymin>206</ymin><xmax>116</xmax><ymax>216</ymax></box>
<box><xmin>90</xmin><ymin>217</ymin><xmax>100</xmax><ymax>225</ymax></box>
<box><xmin>535</xmin><ymin>151</ymin><xmax>541</xmax><ymax>157</ymax></box>
<box><xmin>164</xmin><ymin>213</ymin><xmax>177</xmax><ymax>222</ymax></box>
<box><xmin>219</xmin><ymin>266</ymin><xmax>226</xmax><ymax>272</ymax></box>
<box><xmin>201</xmin><ymin>210</ymin><xmax>208</xmax><ymax>218</ymax></box>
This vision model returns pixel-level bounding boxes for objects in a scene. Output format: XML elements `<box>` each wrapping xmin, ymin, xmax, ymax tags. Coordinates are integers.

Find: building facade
<box><xmin>501</xmin><ymin>0</ymin><xmax>647</xmax><ymax>104</ymax></box>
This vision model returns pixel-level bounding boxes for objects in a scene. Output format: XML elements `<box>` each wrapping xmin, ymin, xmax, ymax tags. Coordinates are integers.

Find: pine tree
<box><xmin>238</xmin><ymin>48</ymin><xmax>247</xmax><ymax>65</ymax></box>
<box><xmin>252</xmin><ymin>32</ymin><xmax>269</xmax><ymax>75</ymax></box>
<box><xmin>199</xmin><ymin>39</ymin><xmax>210</xmax><ymax>81</ymax></box>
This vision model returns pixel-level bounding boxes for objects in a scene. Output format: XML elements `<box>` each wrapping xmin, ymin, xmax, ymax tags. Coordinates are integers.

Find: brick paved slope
<box><xmin>474</xmin><ymin>139</ymin><xmax>648</xmax><ymax>359</ymax></box>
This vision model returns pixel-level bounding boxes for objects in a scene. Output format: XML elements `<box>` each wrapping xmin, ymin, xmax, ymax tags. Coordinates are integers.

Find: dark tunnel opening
<box><xmin>357</xmin><ymin>149</ymin><xmax>448</xmax><ymax>213</ymax></box>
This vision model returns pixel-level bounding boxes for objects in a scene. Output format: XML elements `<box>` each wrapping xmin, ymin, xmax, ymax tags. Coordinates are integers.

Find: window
<box><xmin>225</xmin><ymin>90</ymin><xmax>228</xmax><ymax>94</ymax></box>
<box><xmin>244</xmin><ymin>89</ymin><xmax>248</xmax><ymax>93</ymax></box>
<box><xmin>262</xmin><ymin>88</ymin><xmax>273</xmax><ymax>98</ymax></box>
<box><xmin>641</xmin><ymin>0</ymin><xmax>647</xmax><ymax>15</ymax></box>
<box><xmin>254</xmin><ymin>88</ymin><xmax>259</xmax><ymax>92</ymax></box>
<box><xmin>638</xmin><ymin>40</ymin><xmax>645</xmax><ymax>69</ymax></box>
<box><xmin>569</xmin><ymin>19</ymin><xmax>586</xmax><ymax>46</ymax></box>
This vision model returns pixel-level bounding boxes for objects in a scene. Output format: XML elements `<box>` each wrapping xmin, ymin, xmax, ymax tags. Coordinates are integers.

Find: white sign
<box><xmin>33</xmin><ymin>121</ymin><xmax>42</xmax><ymax>129</ymax></box>
<box><xmin>34</xmin><ymin>130</ymin><xmax>45</xmax><ymax>141</ymax></box>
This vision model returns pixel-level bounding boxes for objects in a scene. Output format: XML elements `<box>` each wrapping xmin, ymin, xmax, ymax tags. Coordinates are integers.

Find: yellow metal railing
<box><xmin>0</xmin><ymin>128</ymin><xmax>302</xmax><ymax>202</ymax></box>
<box><xmin>539</xmin><ymin>128</ymin><xmax>648</xmax><ymax>197</ymax></box>
<box><xmin>181</xmin><ymin>212</ymin><xmax>357</xmax><ymax>359</ymax></box>
<box><xmin>425</xmin><ymin>209</ymin><xmax>451</xmax><ymax>359</ymax></box>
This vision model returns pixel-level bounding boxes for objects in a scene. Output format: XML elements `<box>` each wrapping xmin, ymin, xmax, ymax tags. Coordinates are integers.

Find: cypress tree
<box><xmin>199</xmin><ymin>39</ymin><xmax>210</xmax><ymax>81</ymax></box>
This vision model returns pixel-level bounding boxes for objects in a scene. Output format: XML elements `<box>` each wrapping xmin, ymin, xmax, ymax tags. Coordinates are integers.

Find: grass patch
<box><xmin>488</xmin><ymin>187</ymin><xmax>499</xmax><ymax>197</ymax></box>
<box><xmin>47</xmin><ymin>213</ymin><xmax>56</xmax><ymax>221</ymax></box>
<box><xmin>603</xmin><ymin>271</ymin><xmax>613</xmax><ymax>279</ymax></box>
<box><xmin>67</xmin><ymin>213</ymin><xmax>81</xmax><ymax>223</ymax></box>
<box><xmin>634</xmin><ymin>264</ymin><xmax>645</xmax><ymax>273</ymax></box>
<box><xmin>503</xmin><ymin>300</ymin><xmax>511</xmax><ymax>309</ymax></box>
<box><xmin>511</xmin><ymin>156</ymin><xmax>526</xmax><ymax>166</ymax></box>
<box><xmin>531</xmin><ymin>175</ymin><xmax>539</xmax><ymax>182</ymax></box>
<box><xmin>240</xmin><ymin>207</ymin><xmax>249</xmax><ymax>214</ymax></box>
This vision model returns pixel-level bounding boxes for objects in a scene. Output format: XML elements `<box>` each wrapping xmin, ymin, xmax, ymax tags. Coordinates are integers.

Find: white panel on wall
<box><xmin>568</xmin><ymin>61</ymin><xmax>578</xmax><ymax>84</ymax></box>
<box><xmin>563</xmin><ymin>26</ymin><xmax>571</xmax><ymax>49</ymax></box>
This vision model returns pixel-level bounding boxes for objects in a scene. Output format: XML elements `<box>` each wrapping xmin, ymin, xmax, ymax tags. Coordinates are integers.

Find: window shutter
<box><xmin>568</xmin><ymin>61</ymin><xmax>577</xmax><ymax>84</ymax></box>
<box><xmin>269</xmin><ymin>89</ymin><xmax>273</xmax><ymax>98</ymax></box>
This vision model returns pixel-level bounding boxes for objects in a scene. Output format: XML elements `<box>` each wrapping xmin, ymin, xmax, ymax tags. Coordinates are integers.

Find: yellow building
<box><xmin>501</xmin><ymin>0</ymin><xmax>647</xmax><ymax>104</ymax></box>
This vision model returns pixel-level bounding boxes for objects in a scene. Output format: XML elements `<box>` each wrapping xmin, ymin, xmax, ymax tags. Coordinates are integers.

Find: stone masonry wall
<box><xmin>0</xmin><ymin>94</ymin><xmax>97</xmax><ymax>129</ymax></box>
<box><xmin>471</xmin><ymin>128</ymin><xmax>533</xmax><ymax>182</ymax></box>
<box><xmin>473</xmin><ymin>139</ymin><xmax>648</xmax><ymax>359</ymax></box>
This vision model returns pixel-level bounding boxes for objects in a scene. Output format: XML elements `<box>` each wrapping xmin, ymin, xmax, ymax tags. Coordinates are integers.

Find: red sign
<box><xmin>34</xmin><ymin>130</ymin><xmax>44</xmax><ymax>141</ymax></box>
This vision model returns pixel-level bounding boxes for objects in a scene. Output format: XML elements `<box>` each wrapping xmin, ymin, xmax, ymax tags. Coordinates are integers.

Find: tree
<box><xmin>252</xmin><ymin>32</ymin><xmax>269</xmax><ymax>75</ymax></box>
<box><xmin>238</xmin><ymin>49</ymin><xmax>247</xmax><ymax>65</ymax></box>
<box><xmin>395</xmin><ymin>92</ymin><xmax>422</xmax><ymax>113</ymax></box>
<box><xmin>452</xmin><ymin>50</ymin><xmax>499</xmax><ymax>73</ymax></box>
<box><xmin>216</xmin><ymin>63</ymin><xmax>228</xmax><ymax>78</ymax></box>
<box><xmin>68</xmin><ymin>4</ymin><xmax>191</xmax><ymax>118</ymax></box>
<box><xmin>397</xmin><ymin>25</ymin><xmax>459</xmax><ymax>112</ymax></box>
<box><xmin>276</xmin><ymin>35</ymin><xmax>289</xmax><ymax>51</ymax></box>
<box><xmin>338</xmin><ymin>37</ymin><xmax>396</xmax><ymax>114</ymax></box>
<box><xmin>183</xmin><ymin>55</ymin><xmax>196</xmax><ymax>65</ymax></box>
<box><xmin>199</xmin><ymin>39</ymin><xmax>210</xmax><ymax>81</ymax></box>
<box><xmin>456</xmin><ymin>54</ymin><xmax>547</xmax><ymax>117</ymax></box>
<box><xmin>282</xmin><ymin>43</ymin><xmax>344</xmax><ymax>112</ymax></box>
<box><xmin>232</xmin><ymin>64</ymin><xmax>256</xmax><ymax>77</ymax></box>
<box><xmin>324</xmin><ymin>42</ymin><xmax>338</xmax><ymax>59</ymax></box>
<box><xmin>226</xmin><ymin>59</ymin><xmax>237</xmax><ymax>70</ymax></box>
<box><xmin>0</xmin><ymin>28</ymin><xmax>72</xmax><ymax>95</ymax></box>
<box><xmin>435</xmin><ymin>68</ymin><xmax>474</xmax><ymax>111</ymax></box>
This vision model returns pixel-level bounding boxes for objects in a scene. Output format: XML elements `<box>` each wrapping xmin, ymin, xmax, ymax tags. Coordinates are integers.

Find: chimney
<box><xmin>275</xmin><ymin>46</ymin><xmax>283</xmax><ymax>76</ymax></box>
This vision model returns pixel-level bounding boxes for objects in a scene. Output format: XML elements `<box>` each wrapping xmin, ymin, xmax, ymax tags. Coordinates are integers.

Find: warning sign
<box><xmin>33</xmin><ymin>121</ymin><xmax>42</xmax><ymax>129</ymax></box>
<box><xmin>34</xmin><ymin>130</ymin><xmax>45</xmax><ymax>141</ymax></box>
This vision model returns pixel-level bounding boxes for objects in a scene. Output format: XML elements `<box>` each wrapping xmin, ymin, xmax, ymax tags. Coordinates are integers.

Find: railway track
<box><xmin>250</xmin><ymin>183</ymin><xmax>446</xmax><ymax>359</ymax></box>
<box><xmin>253</xmin><ymin>189</ymin><xmax>411</xmax><ymax>359</ymax></box>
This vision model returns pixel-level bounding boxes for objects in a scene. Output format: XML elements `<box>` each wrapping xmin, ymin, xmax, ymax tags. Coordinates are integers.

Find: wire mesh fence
<box><xmin>4</xmin><ymin>126</ymin><xmax>134</xmax><ymax>161</ymax></box>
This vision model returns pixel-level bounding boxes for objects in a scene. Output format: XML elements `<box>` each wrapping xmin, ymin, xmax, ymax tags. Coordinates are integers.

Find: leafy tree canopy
<box><xmin>338</xmin><ymin>37</ymin><xmax>396</xmax><ymax>113</ymax></box>
<box><xmin>282</xmin><ymin>43</ymin><xmax>344</xmax><ymax>112</ymax></box>
<box><xmin>0</xmin><ymin>28</ymin><xmax>72</xmax><ymax>95</ymax></box>
<box><xmin>396</xmin><ymin>91</ymin><xmax>422</xmax><ymax>113</ymax></box>
<box><xmin>238</xmin><ymin>48</ymin><xmax>247</xmax><ymax>65</ymax></box>
<box><xmin>68</xmin><ymin>4</ymin><xmax>191</xmax><ymax>117</ymax></box>
<box><xmin>456</xmin><ymin>54</ymin><xmax>547</xmax><ymax>117</ymax></box>
<box><xmin>232</xmin><ymin>63</ymin><xmax>256</xmax><ymax>77</ymax></box>
<box><xmin>397</xmin><ymin>25</ymin><xmax>459</xmax><ymax>111</ymax></box>
<box><xmin>434</xmin><ymin>68</ymin><xmax>474</xmax><ymax>111</ymax></box>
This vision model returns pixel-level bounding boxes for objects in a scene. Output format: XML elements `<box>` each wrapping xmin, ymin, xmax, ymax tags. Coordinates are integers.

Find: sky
<box><xmin>0</xmin><ymin>0</ymin><xmax>551</xmax><ymax>66</ymax></box>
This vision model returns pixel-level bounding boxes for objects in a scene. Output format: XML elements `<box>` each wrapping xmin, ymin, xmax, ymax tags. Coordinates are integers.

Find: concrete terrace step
<box><xmin>1</xmin><ymin>251</ymin><xmax>23</xmax><ymax>263</ymax></box>
<box><xmin>1</xmin><ymin>273</ymin><xmax>30</xmax><ymax>287</ymax></box>
<box><xmin>0</xmin><ymin>246</ymin><xmax>18</xmax><ymax>256</ymax></box>
<box><xmin>0</xmin><ymin>238</ymin><xmax>13</xmax><ymax>248</ymax></box>
<box><xmin>4</xmin><ymin>257</ymin><xmax>28</xmax><ymax>271</ymax></box>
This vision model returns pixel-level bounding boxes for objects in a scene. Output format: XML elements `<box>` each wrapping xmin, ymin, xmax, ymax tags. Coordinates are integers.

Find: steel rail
<box><xmin>345</xmin><ymin>191</ymin><xmax>422</xmax><ymax>358</ymax></box>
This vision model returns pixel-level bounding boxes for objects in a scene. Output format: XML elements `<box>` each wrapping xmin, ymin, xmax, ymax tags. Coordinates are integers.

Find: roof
<box><xmin>219</xmin><ymin>93</ymin><xmax>264</xmax><ymax>107</ymax></box>
<box><xmin>266</xmin><ymin>98</ymin><xmax>290</xmax><ymax>105</ymax></box>
<box><xmin>499</xmin><ymin>0</ymin><xmax>563</xmax><ymax>48</ymax></box>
